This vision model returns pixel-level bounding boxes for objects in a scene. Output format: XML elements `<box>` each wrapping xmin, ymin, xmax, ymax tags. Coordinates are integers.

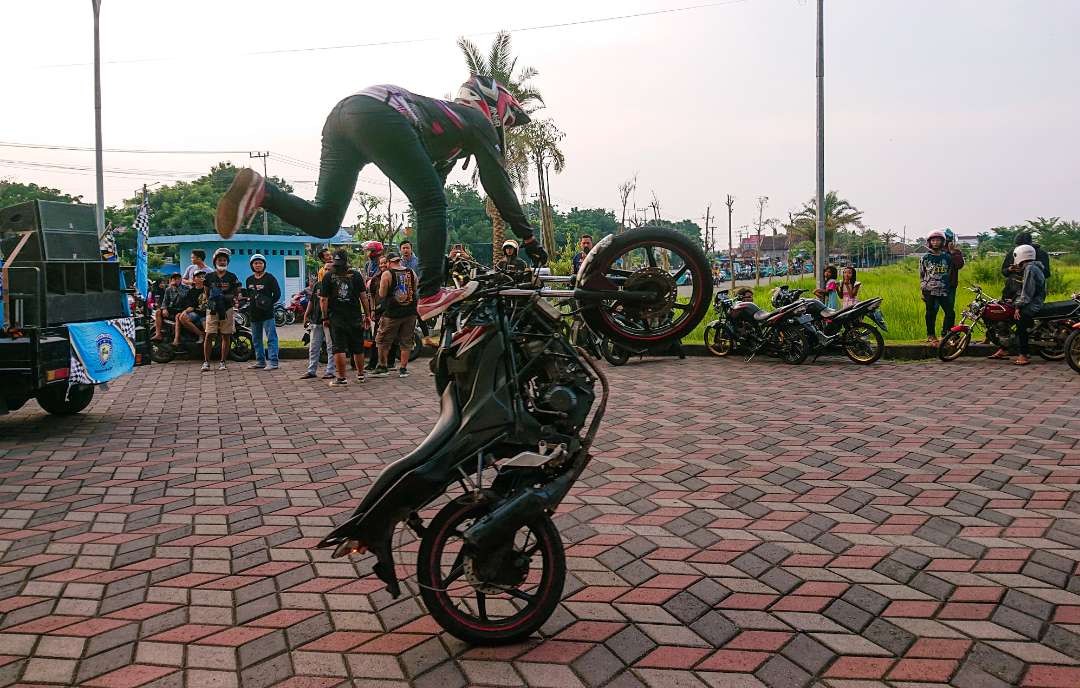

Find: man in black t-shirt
<box><xmin>320</xmin><ymin>250</ymin><xmax>371</xmax><ymax>386</ymax></box>
<box><xmin>175</xmin><ymin>271</ymin><xmax>208</xmax><ymax>346</ymax></box>
<box><xmin>202</xmin><ymin>248</ymin><xmax>242</xmax><ymax>371</ymax></box>
<box><xmin>245</xmin><ymin>253</ymin><xmax>281</xmax><ymax>370</ymax></box>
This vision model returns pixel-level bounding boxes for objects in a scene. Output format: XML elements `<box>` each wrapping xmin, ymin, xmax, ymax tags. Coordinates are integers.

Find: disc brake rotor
<box><xmin>463</xmin><ymin>546</ymin><xmax>529</xmax><ymax>594</ymax></box>
<box><xmin>621</xmin><ymin>267</ymin><xmax>677</xmax><ymax>322</ymax></box>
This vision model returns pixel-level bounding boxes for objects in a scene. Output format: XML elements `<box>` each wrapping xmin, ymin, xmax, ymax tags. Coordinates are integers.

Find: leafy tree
<box><xmin>0</xmin><ymin>179</ymin><xmax>83</xmax><ymax>207</ymax></box>
<box><xmin>783</xmin><ymin>191</ymin><xmax>865</xmax><ymax>256</ymax></box>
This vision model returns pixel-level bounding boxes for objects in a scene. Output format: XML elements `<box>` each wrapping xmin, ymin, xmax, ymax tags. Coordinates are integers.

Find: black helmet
<box><xmin>455</xmin><ymin>76</ymin><xmax>531</xmax><ymax>129</ymax></box>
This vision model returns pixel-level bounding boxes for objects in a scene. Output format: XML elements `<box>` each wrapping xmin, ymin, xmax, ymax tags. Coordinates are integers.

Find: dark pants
<box><xmin>1017</xmin><ymin>308</ymin><xmax>1038</xmax><ymax>356</ymax></box>
<box><xmin>262</xmin><ymin>96</ymin><xmax>446</xmax><ymax>297</ymax></box>
<box><xmin>925</xmin><ymin>292</ymin><xmax>956</xmax><ymax>337</ymax></box>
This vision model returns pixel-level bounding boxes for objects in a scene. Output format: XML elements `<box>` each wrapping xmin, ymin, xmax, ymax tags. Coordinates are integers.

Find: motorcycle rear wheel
<box><xmin>579</xmin><ymin>228</ymin><xmax>712</xmax><ymax>347</ymax></box>
<box><xmin>150</xmin><ymin>340</ymin><xmax>177</xmax><ymax>364</ymax></box>
<box><xmin>1036</xmin><ymin>323</ymin><xmax>1068</xmax><ymax>361</ymax></box>
<box><xmin>1065</xmin><ymin>329</ymin><xmax>1080</xmax><ymax>374</ymax></box>
<box><xmin>937</xmin><ymin>330</ymin><xmax>970</xmax><ymax>362</ymax></box>
<box><xmin>704</xmin><ymin>324</ymin><xmax>733</xmax><ymax>357</ymax></box>
<box><xmin>274</xmin><ymin>309</ymin><xmax>288</xmax><ymax>327</ymax></box>
<box><xmin>285</xmin><ymin>311</ymin><xmax>297</xmax><ymax>326</ymax></box>
<box><xmin>229</xmin><ymin>333</ymin><xmax>254</xmax><ymax>362</ymax></box>
<box><xmin>843</xmin><ymin>324</ymin><xmax>884</xmax><ymax>365</ymax></box>
<box><xmin>417</xmin><ymin>494</ymin><xmax>565</xmax><ymax>646</ymax></box>
<box><xmin>599</xmin><ymin>338</ymin><xmax>630</xmax><ymax>366</ymax></box>
<box><xmin>777</xmin><ymin>325</ymin><xmax>809</xmax><ymax>365</ymax></box>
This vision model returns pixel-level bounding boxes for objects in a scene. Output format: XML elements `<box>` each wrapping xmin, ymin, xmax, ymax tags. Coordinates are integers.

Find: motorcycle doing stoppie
<box><xmin>318</xmin><ymin>228</ymin><xmax>712</xmax><ymax>644</ymax></box>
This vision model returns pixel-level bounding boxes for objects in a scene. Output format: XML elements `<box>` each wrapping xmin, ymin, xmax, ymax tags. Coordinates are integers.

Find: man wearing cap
<box><xmin>320</xmin><ymin>249</ymin><xmax>372</xmax><ymax>386</ymax></box>
<box><xmin>374</xmin><ymin>252</ymin><xmax>419</xmax><ymax>378</ymax></box>
<box><xmin>245</xmin><ymin>253</ymin><xmax>281</xmax><ymax>370</ymax></box>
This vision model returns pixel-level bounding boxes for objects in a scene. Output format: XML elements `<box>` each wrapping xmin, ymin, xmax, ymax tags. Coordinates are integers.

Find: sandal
<box><xmin>987</xmin><ymin>350</ymin><xmax>1009</xmax><ymax>360</ymax></box>
<box><xmin>1014</xmin><ymin>356</ymin><xmax>1030</xmax><ymax>366</ymax></box>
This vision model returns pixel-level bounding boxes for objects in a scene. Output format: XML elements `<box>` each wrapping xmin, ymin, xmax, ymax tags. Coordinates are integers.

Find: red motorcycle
<box><xmin>283</xmin><ymin>290</ymin><xmax>309</xmax><ymax>326</ymax></box>
<box><xmin>938</xmin><ymin>285</ymin><xmax>1079</xmax><ymax>361</ymax></box>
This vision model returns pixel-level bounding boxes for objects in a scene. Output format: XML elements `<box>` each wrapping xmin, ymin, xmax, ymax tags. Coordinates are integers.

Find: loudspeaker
<box><xmin>0</xmin><ymin>201</ymin><xmax>101</xmax><ymax>263</ymax></box>
<box><xmin>5</xmin><ymin>261</ymin><xmax>125</xmax><ymax>326</ymax></box>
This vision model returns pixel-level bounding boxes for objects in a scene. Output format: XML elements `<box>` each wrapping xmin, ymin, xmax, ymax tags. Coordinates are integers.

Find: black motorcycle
<box><xmin>704</xmin><ymin>290</ymin><xmax>814</xmax><ymax>364</ymax></box>
<box><xmin>791</xmin><ymin>293</ymin><xmax>888</xmax><ymax>365</ymax></box>
<box><xmin>150</xmin><ymin>313</ymin><xmax>254</xmax><ymax>364</ymax></box>
<box><xmin>317</xmin><ymin>228</ymin><xmax>711</xmax><ymax>645</ymax></box>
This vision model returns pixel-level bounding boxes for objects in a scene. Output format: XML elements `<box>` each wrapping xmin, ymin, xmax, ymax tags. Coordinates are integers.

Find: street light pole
<box><xmin>814</xmin><ymin>0</ymin><xmax>826</xmax><ymax>289</ymax></box>
<box><xmin>92</xmin><ymin>0</ymin><xmax>105</xmax><ymax>236</ymax></box>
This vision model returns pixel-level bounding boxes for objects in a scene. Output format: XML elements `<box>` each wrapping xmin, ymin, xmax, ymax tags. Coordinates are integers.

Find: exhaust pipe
<box><xmin>463</xmin><ymin>488</ymin><xmax>547</xmax><ymax>552</ymax></box>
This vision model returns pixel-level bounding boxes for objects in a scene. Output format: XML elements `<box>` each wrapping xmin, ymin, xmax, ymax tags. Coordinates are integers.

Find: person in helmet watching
<box><xmin>245</xmin><ymin>253</ymin><xmax>281</xmax><ymax>370</ymax></box>
<box><xmin>942</xmin><ymin>228</ymin><xmax>966</xmax><ymax>332</ymax></box>
<box><xmin>215</xmin><ymin>77</ymin><xmax>548</xmax><ymax>322</ymax></box>
<box><xmin>919</xmin><ymin>230</ymin><xmax>953</xmax><ymax>346</ymax></box>
<box><xmin>495</xmin><ymin>239</ymin><xmax>528</xmax><ymax>275</ymax></box>
<box><xmin>1001</xmin><ymin>232</ymin><xmax>1051</xmax><ymax>301</ymax></box>
<box><xmin>202</xmin><ymin>248</ymin><xmax>242</xmax><ymax>371</ymax></box>
<box><xmin>1008</xmin><ymin>244</ymin><xmax>1046</xmax><ymax>366</ymax></box>
<box><xmin>361</xmin><ymin>241</ymin><xmax>384</xmax><ymax>282</ymax></box>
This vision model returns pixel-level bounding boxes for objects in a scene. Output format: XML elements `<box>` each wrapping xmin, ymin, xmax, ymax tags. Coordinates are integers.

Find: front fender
<box><xmin>949</xmin><ymin>325</ymin><xmax>971</xmax><ymax>333</ymax></box>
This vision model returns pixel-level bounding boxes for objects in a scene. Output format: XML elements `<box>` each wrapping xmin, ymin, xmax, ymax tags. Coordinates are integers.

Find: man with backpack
<box><xmin>320</xmin><ymin>250</ymin><xmax>372</xmax><ymax>386</ymax></box>
<box><xmin>374</xmin><ymin>253</ymin><xmax>418</xmax><ymax>378</ymax></box>
<box><xmin>245</xmin><ymin>253</ymin><xmax>281</xmax><ymax>370</ymax></box>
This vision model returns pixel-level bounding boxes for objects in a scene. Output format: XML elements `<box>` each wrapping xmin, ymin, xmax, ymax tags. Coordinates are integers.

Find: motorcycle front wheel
<box><xmin>150</xmin><ymin>340</ymin><xmax>176</xmax><ymax>364</ymax></box>
<box><xmin>417</xmin><ymin>494</ymin><xmax>566</xmax><ymax>646</ymax></box>
<box><xmin>229</xmin><ymin>333</ymin><xmax>254</xmax><ymax>362</ymax></box>
<box><xmin>599</xmin><ymin>338</ymin><xmax>630</xmax><ymax>366</ymax></box>
<box><xmin>777</xmin><ymin>325</ymin><xmax>810</xmax><ymax>365</ymax></box>
<box><xmin>704</xmin><ymin>323</ymin><xmax>733</xmax><ymax>357</ymax></box>
<box><xmin>578</xmin><ymin>228</ymin><xmax>712</xmax><ymax>347</ymax></box>
<box><xmin>937</xmin><ymin>330</ymin><xmax>970</xmax><ymax>362</ymax></box>
<box><xmin>274</xmin><ymin>309</ymin><xmax>288</xmax><ymax>327</ymax></box>
<box><xmin>1065</xmin><ymin>329</ymin><xmax>1080</xmax><ymax>374</ymax></box>
<box><xmin>843</xmin><ymin>324</ymin><xmax>884</xmax><ymax>365</ymax></box>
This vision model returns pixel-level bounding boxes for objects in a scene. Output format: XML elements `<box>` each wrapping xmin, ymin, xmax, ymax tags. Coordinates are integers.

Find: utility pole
<box><xmin>756</xmin><ymin>196</ymin><xmax>768</xmax><ymax>286</ymax></box>
<box><xmin>91</xmin><ymin>0</ymin><xmax>105</xmax><ymax>236</ymax></box>
<box><xmin>814</xmin><ymin>0</ymin><xmax>826</xmax><ymax>289</ymax></box>
<box><xmin>249</xmin><ymin>151</ymin><xmax>270</xmax><ymax>234</ymax></box>
<box><xmin>703</xmin><ymin>205</ymin><xmax>712</xmax><ymax>253</ymax></box>
<box><xmin>725</xmin><ymin>195</ymin><xmax>735</xmax><ymax>295</ymax></box>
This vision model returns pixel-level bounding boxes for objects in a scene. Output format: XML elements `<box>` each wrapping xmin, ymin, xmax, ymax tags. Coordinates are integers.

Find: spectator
<box><xmin>944</xmin><ymin>229</ymin><xmax>966</xmax><ymax>322</ymax></box>
<box><xmin>1001</xmin><ymin>232</ymin><xmax>1050</xmax><ymax>301</ymax></box>
<box><xmin>149</xmin><ymin>278</ymin><xmax>166</xmax><ymax>310</ymax></box>
<box><xmin>361</xmin><ymin>241</ymin><xmax>384</xmax><ymax>281</ymax></box>
<box><xmin>300</xmin><ymin>248</ymin><xmax>337</xmax><ymax>379</ymax></box>
<box><xmin>245</xmin><ymin>253</ymin><xmax>281</xmax><ymax>370</ymax></box>
<box><xmin>734</xmin><ymin>286</ymin><xmax>754</xmax><ymax>302</ymax></box>
<box><xmin>572</xmin><ymin>234</ymin><xmax>593</xmax><ymax>275</ymax></box>
<box><xmin>320</xmin><ymin>249</ymin><xmax>371</xmax><ymax>386</ymax></box>
<box><xmin>920</xmin><ymin>230</ymin><xmax>953</xmax><ymax>346</ymax></box>
<box><xmin>445</xmin><ymin>244</ymin><xmax>473</xmax><ymax>287</ymax></box>
<box><xmin>366</xmin><ymin>254</ymin><xmax>391</xmax><ymax>370</ymax></box>
<box><xmin>839</xmin><ymin>266</ymin><xmax>861</xmax><ymax>308</ymax></box>
<box><xmin>175</xmin><ymin>271</ymin><xmax>207</xmax><ymax>346</ymax></box>
<box><xmin>495</xmin><ymin>239</ymin><xmax>528</xmax><ymax>275</ymax></box>
<box><xmin>182</xmin><ymin>249</ymin><xmax>208</xmax><ymax>286</ymax></box>
<box><xmin>1010</xmin><ymin>244</ymin><xmax>1046</xmax><ymax>366</ymax></box>
<box><xmin>152</xmin><ymin>273</ymin><xmax>187</xmax><ymax>342</ymax></box>
<box><xmin>399</xmin><ymin>240</ymin><xmax>419</xmax><ymax>272</ymax></box>
<box><xmin>202</xmin><ymin>248</ymin><xmax>241</xmax><ymax>372</ymax></box>
<box><xmin>374</xmin><ymin>253</ymin><xmax>418</xmax><ymax>378</ymax></box>
<box><xmin>814</xmin><ymin>266</ymin><xmax>840</xmax><ymax>309</ymax></box>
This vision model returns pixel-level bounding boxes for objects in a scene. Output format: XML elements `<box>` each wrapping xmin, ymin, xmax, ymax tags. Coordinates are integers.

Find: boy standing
<box><xmin>245</xmin><ymin>253</ymin><xmax>281</xmax><ymax>370</ymax></box>
<box><xmin>920</xmin><ymin>230</ymin><xmax>953</xmax><ymax>346</ymax></box>
<box><xmin>182</xmin><ymin>249</ymin><xmax>208</xmax><ymax>287</ymax></box>
<box><xmin>374</xmin><ymin>253</ymin><xmax>419</xmax><ymax>378</ymax></box>
<box><xmin>320</xmin><ymin>250</ymin><xmax>371</xmax><ymax>386</ymax></box>
<box><xmin>202</xmin><ymin>248</ymin><xmax>241</xmax><ymax>371</ymax></box>
<box><xmin>1011</xmin><ymin>245</ymin><xmax>1046</xmax><ymax>366</ymax></box>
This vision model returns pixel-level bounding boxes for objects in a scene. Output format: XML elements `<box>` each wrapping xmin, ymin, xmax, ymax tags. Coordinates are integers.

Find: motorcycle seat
<box><xmin>353</xmin><ymin>383</ymin><xmax>461</xmax><ymax>515</ymax></box>
<box><xmin>1035</xmin><ymin>300</ymin><xmax>1079</xmax><ymax>319</ymax></box>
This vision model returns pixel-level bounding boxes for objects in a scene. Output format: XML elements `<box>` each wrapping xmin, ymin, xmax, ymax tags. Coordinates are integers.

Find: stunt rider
<box><xmin>215</xmin><ymin>78</ymin><xmax>548</xmax><ymax>320</ymax></box>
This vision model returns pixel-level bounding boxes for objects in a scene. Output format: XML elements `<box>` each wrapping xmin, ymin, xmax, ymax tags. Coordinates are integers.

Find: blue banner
<box><xmin>68</xmin><ymin>319</ymin><xmax>136</xmax><ymax>385</ymax></box>
<box><xmin>133</xmin><ymin>198</ymin><xmax>150</xmax><ymax>299</ymax></box>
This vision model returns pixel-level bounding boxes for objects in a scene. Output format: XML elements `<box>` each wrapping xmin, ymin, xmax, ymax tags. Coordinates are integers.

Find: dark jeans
<box><xmin>925</xmin><ymin>291</ymin><xmax>956</xmax><ymax>337</ymax></box>
<box><xmin>1017</xmin><ymin>308</ymin><xmax>1037</xmax><ymax>356</ymax></box>
<box><xmin>262</xmin><ymin>96</ymin><xmax>446</xmax><ymax>297</ymax></box>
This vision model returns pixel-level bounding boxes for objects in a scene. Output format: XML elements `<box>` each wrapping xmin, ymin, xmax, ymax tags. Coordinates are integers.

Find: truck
<box><xmin>0</xmin><ymin>200</ymin><xmax>149</xmax><ymax>416</ymax></box>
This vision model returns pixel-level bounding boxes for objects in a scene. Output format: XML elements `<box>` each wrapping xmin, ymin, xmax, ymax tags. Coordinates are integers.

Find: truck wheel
<box><xmin>36</xmin><ymin>384</ymin><xmax>95</xmax><ymax>416</ymax></box>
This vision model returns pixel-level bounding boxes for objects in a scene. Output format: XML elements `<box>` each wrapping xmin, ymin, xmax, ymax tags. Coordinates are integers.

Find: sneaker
<box><xmin>322</xmin><ymin>371</ymin><xmax>336</xmax><ymax>379</ymax></box>
<box><xmin>364</xmin><ymin>362</ymin><xmax>377</xmax><ymax>371</ymax></box>
<box><xmin>330</xmin><ymin>377</ymin><xmax>348</xmax><ymax>386</ymax></box>
<box><xmin>299</xmin><ymin>372</ymin><xmax>317</xmax><ymax>379</ymax></box>
<box><xmin>398</xmin><ymin>367</ymin><xmax>409</xmax><ymax>378</ymax></box>
<box><xmin>215</xmin><ymin>168</ymin><xmax>265</xmax><ymax>240</ymax></box>
<box><xmin>356</xmin><ymin>373</ymin><xmax>366</xmax><ymax>383</ymax></box>
<box><xmin>266</xmin><ymin>363</ymin><xmax>279</xmax><ymax>370</ymax></box>
<box><xmin>250</xmin><ymin>362</ymin><xmax>266</xmax><ymax>369</ymax></box>
<box><xmin>417</xmin><ymin>282</ymin><xmax>478</xmax><ymax>321</ymax></box>
<box><xmin>371</xmin><ymin>366</ymin><xmax>390</xmax><ymax>378</ymax></box>
<box><xmin>201</xmin><ymin>362</ymin><xmax>211</xmax><ymax>372</ymax></box>
<box><xmin>218</xmin><ymin>362</ymin><xmax>227</xmax><ymax>371</ymax></box>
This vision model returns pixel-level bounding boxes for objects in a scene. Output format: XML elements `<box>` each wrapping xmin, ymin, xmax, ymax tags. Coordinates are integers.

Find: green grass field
<box><xmin>683</xmin><ymin>257</ymin><xmax>1080</xmax><ymax>344</ymax></box>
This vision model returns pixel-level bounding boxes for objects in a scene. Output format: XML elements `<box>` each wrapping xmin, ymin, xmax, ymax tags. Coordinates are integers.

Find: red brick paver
<box><xmin>1</xmin><ymin>357</ymin><xmax>1079</xmax><ymax>687</ymax></box>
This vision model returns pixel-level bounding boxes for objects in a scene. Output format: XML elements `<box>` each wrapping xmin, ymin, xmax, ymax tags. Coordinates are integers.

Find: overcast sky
<box><xmin>2</xmin><ymin>0</ymin><xmax>1078</xmax><ymax>241</ymax></box>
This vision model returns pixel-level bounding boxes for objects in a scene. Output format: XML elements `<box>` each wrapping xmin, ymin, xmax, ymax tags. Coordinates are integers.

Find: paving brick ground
<box><xmin>1</xmin><ymin>357</ymin><xmax>1079</xmax><ymax>688</ymax></box>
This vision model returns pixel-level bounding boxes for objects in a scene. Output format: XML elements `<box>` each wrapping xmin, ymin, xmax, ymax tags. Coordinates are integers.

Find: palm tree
<box><xmin>519</xmin><ymin>119</ymin><xmax>566</xmax><ymax>253</ymax></box>
<box><xmin>457</xmin><ymin>31</ymin><xmax>544</xmax><ymax>253</ymax></box>
<box><xmin>783</xmin><ymin>191</ymin><xmax>865</xmax><ymax>260</ymax></box>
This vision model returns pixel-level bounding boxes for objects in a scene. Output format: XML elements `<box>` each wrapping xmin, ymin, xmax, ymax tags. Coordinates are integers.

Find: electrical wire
<box><xmin>0</xmin><ymin>141</ymin><xmax>252</xmax><ymax>155</ymax></box>
<box><xmin>34</xmin><ymin>0</ymin><xmax>749</xmax><ymax>68</ymax></box>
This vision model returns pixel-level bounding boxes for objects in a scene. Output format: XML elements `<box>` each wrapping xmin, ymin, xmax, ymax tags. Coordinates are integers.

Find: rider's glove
<box><xmin>524</xmin><ymin>239</ymin><xmax>548</xmax><ymax>267</ymax></box>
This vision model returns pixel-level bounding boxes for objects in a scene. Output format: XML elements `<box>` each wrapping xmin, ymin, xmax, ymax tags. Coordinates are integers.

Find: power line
<box><xmin>0</xmin><ymin>141</ymin><xmax>252</xmax><ymax>155</ymax></box>
<box><xmin>35</xmin><ymin>0</ymin><xmax>749</xmax><ymax>68</ymax></box>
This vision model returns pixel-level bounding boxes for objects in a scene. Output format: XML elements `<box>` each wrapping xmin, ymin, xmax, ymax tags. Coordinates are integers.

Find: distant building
<box><xmin>148</xmin><ymin>233</ymin><xmax>311</xmax><ymax>303</ymax></box>
<box><xmin>956</xmin><ymin>234</ymin><xmax>980</xmax><ymax>248</ymax></box>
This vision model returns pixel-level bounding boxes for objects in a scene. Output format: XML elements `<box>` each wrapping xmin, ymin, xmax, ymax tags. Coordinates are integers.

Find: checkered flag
<box><xmin>133</xmin><ymin>189</ymin><xmax>150</xmax><ymax>298</ymax></box>
<box><xmin>99</xmin><ymin>221</ymin><xmax>118</xmax><ymax>261</ymax></box>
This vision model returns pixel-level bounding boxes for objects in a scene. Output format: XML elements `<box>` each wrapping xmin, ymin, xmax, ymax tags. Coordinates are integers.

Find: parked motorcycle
<box><xmin>938</xmin><ymin>286</ymin><xmax>1078</xmax><ymax>362</ymax></box>
<box><xmin>150</xmin><ymin>315</ymin><xmax>254</xmax><ymax>364</ymax></box>
<box><xmin>316</xmin><ymin>228</ymin><xmax>711</xmax><ymax>644</ymax></box>
<box><xmin>703</xmin><ymin>290</ymin><xmax>813</xmax><ymax>364</ymax></box>
<box><xmin>282</xmin><ymin>291</ymin><xmax>308</xmax><ymax>325</ymax></box>
<box><xmin>793</xmin><ymin>293</ymin><xmax>888</xmax><ymax>365</ymax></box>
<box><xmin>1064</xmin><ymin>322</ymin><xmax>1080</xmax><ymax>374</ymax></box>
